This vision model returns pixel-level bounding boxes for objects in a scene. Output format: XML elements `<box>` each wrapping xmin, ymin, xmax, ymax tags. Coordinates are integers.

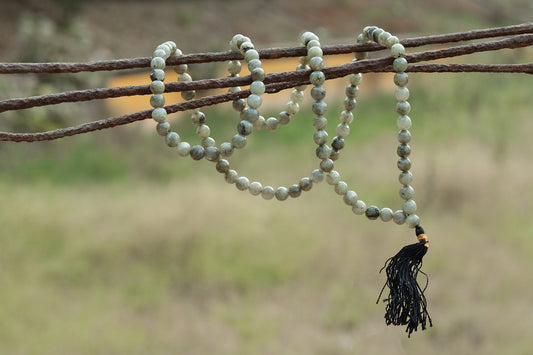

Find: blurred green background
<box><xmin>0</xmin><ymin>0</ymin><xmax>532</xmax><ymax>354</ymax></box>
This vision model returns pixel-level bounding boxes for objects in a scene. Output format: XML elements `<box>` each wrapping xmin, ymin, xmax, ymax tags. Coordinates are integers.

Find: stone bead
<box><xmin>392</xmin><ymin>210</ymin><xmax>406</xmax><ymax>224</ymax></box>
<box><xmin>237</xmin><ymin>120</ymin><xmax>253</xmax><ymax>136</ymax></box>
<box><xmin>311</xmin><ymin>86</ymin><xmax>326</xmax><ymax>101</ymax></box>
<box><xmin>231</xmin><ymin>34</ymin><xmax>246</xmax><ymax>49</ymax></box>
<box><xmin>380</xmin><ymin>208</ymin><xmax>393</xmax><ymax>222</ymax></box>
<box><xmin>151</xmin><ymin>107</ymin><xmax>167</xmax><ymax>123</ymax></box>
<box><xmin>390</xmin><ymin>43</ymin><xmax>406</xmax><ymax>58</ymax></box>
<box><xmin>288</xmin><ymin>184</ymin><xmax>301</xmax><ymax>198</ymax></box>
<box><xmin>190</xmin><ymin>111</ymin><xmax>206</xmax><ymax>126</ymax></box>
<box><xmin>178</xmin><ymin>73</ymin><xmax>192</xmax><ymax>82</ymax></box>
<box><xmin>150</xmin><ymin>94</ymin><xmax>165</xmax><ymax>108</ymax></box>
<box><xmin>320</xmin><ymin>158</ymin><xmax>334</xmax><ymax>172</ymax></box>
<box><xmin>247</xmin><ymin>59</ymin><xmax>262</xmax><ymax>71</ymax></box>
<box><xmin>165</xmin><ymin>131</ymin><xmax>180</xmax><ymax>147</ymax></box>
<box><xmin>340</xmin><ymin>110</ymin><xmax>354</xmax><ymax>124</ymax></box>
<box><xmin>352</xmin><ymin>200</ymin><xmax>367</xmax><ymax>215</ymax></box>
<box><xmin>343</xmin><ymin>190</ymin><xmax>358</xmax><ymax>206</ymax></box>
<box><xmin>399</xmin><ymin>185</ymin><xmax>415</xmax><ymax>200</ymax></box>
<box><xmin>242</xmin><ymin>108</ymin><xmax>259</xmax><ymax>123</ymax></box>
<box><xmin>402</xmin><ymin>199</ymin><xmax>417</xmax><ymax>214</ymax></box>
<box><xmin>326</xmin><ymin>170</ymin><xmax>341</xmax><ymax>185</ymax></box>
<box><xmin>153</xmin><ymin>49</ymin><xmax>167</xmax><ymax>59</ymax></box>
<box><xmin>150</xmin><ymin>69</ymin><xmax>165</xmax><ymax>81</ymax></box>
<box><xmin>315</xmin><ymin>145</ymin><xmax>331</xmax><ymax>160</ymax></box>
<box><xmin>275</xmin><ymin>187</ymin><xmax>289</xmax><ymax>201</ymax></box>
<box><xmin>150</xmin><ymin>80</ymin><xmax>165</xmax><ymax>94</ymax></box>
<box><xmin>386</xmin><ymin>36</ymin><xmax>400</xmax><ymax>48</ymax></box>
<box><xmin>371</xmin><ymin>28</ymin><xmax>384</xmax><ymax>42</ymax></box>
<box><xmin>286</xmin><ymin>101</ymin><xmax>300</xmax><ymax>115</ymax></box>
<box><xmin>261</xmin><ymin>186</ymin><xmax>275</xmax><ymax>200</ymax></box>
<box><xmin>329</xmin><ymin>150</ymin><xmax>340</xmax><ymax>161</ymax></box>
<box><xmin>251</xmin><ymin>68</ymin><xmax>266</xmax><ymax>81</ymax></box>
<box><xmin>249</xmin><ymin>181</ymin><xmax>263</xmax><ymax>196</ymax></box>
<box><xmin>290</xmin><ymin>89</ymin><xmax>305</xmax><ymax>104</ymax></box>
<box><xmin>336</xmin><ymin>124</ymin><xmax>350</xmax><ymax>138</ymax></box>
<box><xmin>250</xmin><ymin>81</ymin><xmax>265</xmax><ymax>95</ymax></box>
<box><xmin>396</xmin><ymin>101</ymin><xmax>411</xmax><ymax>115</ymax></box>
<box><xmin>312</xmin><ymin>101</ymin><xmax>328</xmax><ymax>116</ymax></box>
<box><xmin>150</xmin><ymin>56</ymin><xmax>166</xmax><ymax>69</ymax></box>
<box><xmin>310</xmin><ymin>71</ymin><xmax>326</xmax><ymax>86</ymax></box>
<box><xmin>349</xmin><ymin>73</ymin><xmax>363</xmax><ymax>86</ymax></box>
<box><xmin>174</xmin><ymin>64</ymin><xmax>188</xmax><ymax>75</ymax></box>
<box><xmin>201</xmin><ymin>137</ymin><xmax>216</xmax><ymax>148</ymax></box>
<box><xmin>393</xmin><ymin>57</ymin><xmax>408</xmax><ymax>73</ymax></box>
<box><xmin>253</xmin><ymin>116</ymin><xmax>266</xmax><ymax>130</ymax></box>
<box><xmin>240</xmin><ymin>41</ymin><xmax>255</xmax><ymax>54</ymax></box>
<box><xmin>266</xmin><ymin>117</ymin><xmax>279</xmax><ymax>131</ymax></box>
<box><xmin>235</xmin><ymin>176</ymin><xmax>250</xmax><ymax>191</ymax></box>
<box><xmin>231</xmin><ymin>134</ymin><xmax>247</xmax><ymax>149</ymax></box>
<box><xmin>156</xmin><ymin>122</ymin><xmax>170</xmax><ymax>136</ymax></box>
<box><xmin>225</xmin><ymin>169</ymin><xmax>238</xmax><ymax>184</ymax></box>
<box><xmin>244</xmin><ymin>49</ymin><xmax>259</xmax><ymax>61</ymax></box>
<box><xmin>354</xmin><ymin>50</ymin><xmax>368</xmax><ymax>60</ymax></box>
<box><xmin>313</xmin><ymin>116</ymin><xmax>328</xmax><ymax>130</ymax></box>
<box><xmin>311</xmin><ymin>169</ymin><xmax>324</xmax><ymax>183</ymax></box>
<box><xmin>307</xmin><ymin>39</ymin><xmax>320</xmax><ymax>49</ymax></box>
<box><xmin>216</xmin><ymin>159</ymin><xmax>230</xmax><ymax>173</ymax></box>
<box><xmin>344</xmin><ymin>98</ymin><xmax>357</xmax><ymax>111</ymax></box>
<box><xmin>220</xmin><ymin>142</ymin><xmax>234</xmax><ymax>157</ymax></box>
<box><xmin>345</xmin><ymin>85</ymin><xmax>359</xmax><ymax>99</ymax></box>
<box><xmin>205</xmin><ymin>146</ymin><xmax>220</xmax><ymax>162</ymax></box>
<box><xmin>398</xmin><ymin>129</ymin><xmax>412</xmax><ymax>143</ymax></box>
<box><xmin>181</xmin><ymin>90</ymin><xmax>196</xmax><ymax>101</ymax></box>
<box><xmin>378</xmin><ymin>31</ymin><xmax>391</xmax><ymax>46</ymax></box>
<box><xmin>331</xmin><ymin>137</ymin><xmax>344</xmax><ymax>151</ymax></box>
<box><xmin>334</xmin><ymin>181</ymin><xmax>348</xmax><ymax>195</ymax></box>
<box><xmin>309</xmin><ymin>56</ymin><xmax>325</xmax><ymax>71</ymax></box>
<box><xmin>278</xmin><ymin>111</ymin><xmax>291</xmax><ymax>125</ymax></box>
<box><xmin>308</xmin><ymin>46</ymin><xmax>323</xmax><ymax>59</ymax></box>
<box><xmin>397</xmin><ymin>158</ymin><xmax>412</xmax><ymax>172</ymax></box>
<box><xmin>406</xmin><ymin>214</ymin><xmax>420</xmax><ymax>228</ymax></box>
<box><xmin>232</xmin><ymin>98</ymin><xmax>246</xmax><ymax>112</ymax></box>
<box><xmin>395</xmin><ymin>86</ymin><xmax>410</xmax><ymax>101</ymax></box>
<box><xmin>247</xmin><ymin>94</ymin><xmax>262</xmax><ymax>109</ymax></box>
<box><xmin>196</xmin><ymin>124</ymin><xmax>211</xmax><ymax>138</ymax></box>
<box><xmin>313</xmin><ymin>130</ymin><xmax>329</xmax><ymax>145</ymax></box>
<box><xmin>399</xmin><ymin>171</ymin><xmax>413</xmax><ymax>185</ymax></box>
<box><xmin>365</xmin><ymin>205</ymin><xmax>380</xmax><ymax>220</ymax></box>
<box><xmin>299</xmin><ymin>177</ymin><xmax>313</xmax><ymax>191</ymax></box>
<box><xmin>301</xmin><ymin>31</ymin><xmax>319</xmax><ymax>45</ymax></box>
<box><xmin>394</xmin><ymin>73</ymin><xmax>409</xmax><ymax>87</ymax></box>
<box><xmin>190</xmin><ymin>145</ymin><xmax>205</xmax><ymax>161</ymax></box>
<box><xmin>397</xmin><ymin>143</ymin><xmax>411</xmax><ymax>157</ymax></box>
<box><xmin>177</xmin><ymin>142</ymin><xmax>191</xmax><ymax>157</ymax></box>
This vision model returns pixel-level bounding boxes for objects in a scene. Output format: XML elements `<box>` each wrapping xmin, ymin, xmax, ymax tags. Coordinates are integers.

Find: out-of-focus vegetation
<box><xmin>0</xmin><ymin>1</ymin><xmax>532</xmax><ymax>354</ymax></box>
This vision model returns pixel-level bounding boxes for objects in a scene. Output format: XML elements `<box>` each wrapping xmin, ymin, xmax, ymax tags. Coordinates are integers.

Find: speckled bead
<box><xmin>156</xmin><ymin>122</ymin><xmax>170</xmax><ymax>136</ymax></box>
<box><xmin>216</xmin><ymin>159</ymin><xmax>230</xmax><ymax>173</ymax></box>
<box><xmin>288</xmin><ymin>184</ymin><xmax>301</xmax><ymax>198</ymax></box>
<box><xmin>235</xmin><ymin>176</ymin><xmax>250</xmax><ymax>191</ymax></box>
<box><xmin>380</xmin><ymin>208</ymin><xmax>393</xmax><ymax>222</ymax></box>
<box><xmin>399</xmin><ymin>185</ymin><xmax>415</xmax><ymax>200</ymax></box>
<box><xmin>326</xmin><ymin>170</ymin><xmax>341</xmax><ymax>185</ymax></box>
<box><xmin>177</xmin><ymin>142</ymin><xmax>191</xmax><ymax>157</ymax></box>
<box><xmin>249</xmin><ymin>181</ymin><xmax>263</xmax><ymax>196</ymax></box>
<box><xmin>189</xmin><ymin>145</ymin><xmax>205</xmax><ymax>161</ymax></box>
<box><xmin>392</xmin><ymin>210</ymin><xmax>406</xmax><ymax>224</ymax></box>
<box><xmin>275</xmin><ymin>186</ymin><xmax>289</xmax><ymax>201</ymax></box>
<box><xmin>261</xmin><ymin>186</ymin><xmax>275</xmax><ymax>200</ymax></box>
<box><xmin>402</xmin><ymin>199</ymin><xmax>417</xmax><ymax>214</ymax></box>
<box><xmin>334</xmin><ymin>181</ymin><xmax>348</xmax><ymax>195</ymax></box>
<box><xmin>352</xmin><ymin>200</ymin><xmax>367</xmax><ymax>215</ymax></box>
<box><xmin>225</xmin><ymin>169</ymin><xmax>238</xmax><ymax>184</ymax></box>
<box><xmin>205</xmin><ymin>146</ymin><xmax>220</xmax><ymax>162</ymax></box>
<box><xmin>365</xmin><ymin>205</ymin><xmax>380</xmax><ymax>220</ymax></box>
<box><xmin>219</xmin><ymin>142</ymin><xmax>234</xmax><ymax>157</ymax></box>
<box><xmin>319</xmin><ymin>158</ymin><xmax>334</xmax><ymax>172</ymax></box>
<box><xmin>299</xmin><ymin>177</ymin><xmax>313</xmax><ymax>191</ymax></box>
<box><xmin>165</xmin><ymin>132</ymin><xmax>180</xmax><ymax>147</ymax></box>
<box><xmin>406</xmin><ymin>214</ymin><xmax>420</xmax><ymax>228</ymax></box>
<box><xmin>311</xmin><ymin>169</ymin><xmax>324</xmax><ymax>183</ymax></box>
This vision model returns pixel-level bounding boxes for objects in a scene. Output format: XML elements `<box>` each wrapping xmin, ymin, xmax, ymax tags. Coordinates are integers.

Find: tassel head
<box><xmin>377</xmin><ymin>225</ymin><xmax>432</xmax><ymax>337</ymax></box>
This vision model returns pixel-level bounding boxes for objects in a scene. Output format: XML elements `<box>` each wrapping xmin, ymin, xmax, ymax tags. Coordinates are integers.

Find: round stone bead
<box><xmin>392</xmin><ymin>210</ymin><xmax>406</xmax><ymax>224</ymax></box>
<box><xmin>402</xmin><ymin>199</ymin><xmax>417</xmax><ymax>214</ymax></box>
<box><xmin>311</xmin><ymin>169</ymin><xmax>324</xmax><ymax>183</ymax></box>
<box><xmin>345</xmin><ymin>85</ymin><xmax>359</xmax><ymax>99</ymax></box>
<box><xmin>315</xmin><ymin>145</ymin><xmax>331</xmax><ymax>159</ymax></box>
<box><xmin>278</xmin><ymin>111</ymin><xmax>291</xmax><ymax>125</ymax></box>
<box><xmin>205</xmin><ymin>146</ymin><xmax>220</xmax><ymax>162</ymax></box>
<box><xmin>380</xmin><ymin>207</ymin><xmax>393</xmax><ymax>222</ymax></box>
<box><xmin>329</xmin><ymin>150</ymin><xmax>340</xmax><ymax>161</ymax></box>
<box><xmin>251</xmin><ymin>68</ymin><xmax>266</xmax><ymax>81</ymax></box>
<box><xmin>150</xmin><ymin>56</ymin><xmax>166</xmax><ymax>69</ymax></box>
<box><xmin>247</xmin><ymin>94</ymin><xmax>262</xmax><ymax>109</ymax></box>
<box><xmin>343</xmin><ymin>190</ymin><xmax>358</xmax><ymax>206</ymax></box>
<box><xmin>301</xmin><ymin>31</ymin><xmax>319</xmax><ymax>45</ymax></box>
<box><xmin>307</xmin><ymin>39</ymin><xmax>320</xmax><ymax>49</ymax></box>
<box><xmin>240</xmin><ymin>41</ymin><xmax>255</xmax><ymax>53</ymax></box>
<box><xmin>216</xmin><ymin>159</ymin><xmax>230</xmax><ymax>173</ymax></box>
<box><xmin>399</xmin><ymin>171</ymin><xmax>413</xmax><ymax>185</ymax></box>
<box><xmin>397</xmin><ymin>143</ymin><xmax>411</xmax><ymax>158</ymax></box>
<box><xmin>165</xmin><ymin>132</ymin><xmax>180</xmax><ymax>147</ymax></box>
<box><xmin>201</xmin><ymin>137</ymin><xmax>215</xmax><ymax>148</ymax></box>
<box><xmin>352</xmin><ymin>200</ymin><xmax>367</xmax><ymax>215</ymax></box>
<box><xmin>191</xmin><ymin>111</ymin><xmax>206</xmax><ymax>126</ymax></box>
<box><xmin>365</xmin><ymin>205</ymin><xmax>380</xmax><ymax>220</ymax></box>
<box><xmin>398</xmin><ymin>130</ymin><xmax>412</xmax><ymax>143</ymax></box>
<box><xmin>242</xmin><ymin>108</ymin><xmax>259</xmax><ymax>123</ymax></box>
<box><xmin>196</xmin><ymin>124</ymin><xmax>211</xmax><ymax>139</ymax></box>
<box><xmin>390</xmin><ymin>43</ymin><xmax>406</xmax><ymax>58</ymax></box>
<box><xmin>237</xmin><ymin>120</ymin><xmax>253</xmax><ymax>136</ymax></box>
<box><xmin>253</xmin><ymin>116</ymin><xmax>266</xmax><ymax>130</ymax></box>
<box><xmin>235</xmin><ymin>176</ymin><xmax>250</xmax><ymax>191</ymax></box>
<box><xmin>394</xmin><ymin>73</ymin><xmax>409</xmax><ymax>86</ymax></box>
<box><xmin>150</xmin><ymin>80</ymin><xmax>165</xmax><ymax>94</ymax></box>
<box><xmin>396</xmin><ymin>101</ymin><xmax>411</xmax><ymax>115</ymax></box>
<box><xmin>250</xmin><ymin>81</ymin><xmax>265</xmax><ymax>95</ymax></box>
<box><xmin>310</xmin><ymin>71</ymin><xmax>326</xmax><ymax>86</ymax></box>
<box><xmin>320</xmin><ymin>158</ymin><xmax>334</xmax><ymax>172</ymax></box>
<box><xmin>231</xmin><ymin>134</ymin><xmax>247</xmax><ymax>149</ymax></box>
<box><xmin>331</xmin><ymin>137</ymin><xmax>344</xmax><ymax>151</ymax></box>
<box><xmin>153</xmin><ymin>49</ymin><xmax>167</xmax><ymax>59</ymax></box>
<box><xmin>312</xmin><ymin>101</ymin><xmax>328</xmax><ymax>116</ymax></box>
<box><xmin>349</xmin><ymin>73</ymin><xmax>363</xmax><ymax>86</ymax></box>
<box><xmin>150</xmin><ymin>94</ymin><xmax>165</xmax><ymax>108</ymax></box>
<box><xmin>190</xmin><ymin>145</ymin><xmax>205</xmax><ymax>160</ymax></box>
<box><xmin>288</xmin><ymin>184</ymin><xmax>301</xmax><ymax>198</ymax></box>
<box><xmin>406</xmin><ymin>214</ymin><xmax>420</xmax><ymax>228</ymax></box>
<box><xmin>247</xmin><ymin>59</ymin><xmax>262</xmax><ymax>71</ymax></box>
<box><xmin>371</xmin><ymin>28</ymin><xmax>384</xmax><ymax>42</ymax></box>
<box><xmin>344</xmin><ymin>98</ymin><xmax>357</xmax><ymax>111</ymax></box>
<box><xmin>249</xmin><ymin>181</ymin><xmax>263</xmax><ymax>196</ymax></box>
<box><xmin>395</xmin><ymin>86</ymin><xmax>410</xmax><ymax>101</ymax></box>
<box><xmin>340</xmin><ymin>110</ymin><xmax>354</xmax><ymax>124</ymax></box>
<box><xmin>244</xmin><ymin>49</ymin><xmax>259</xmax><ymax>61</ymax></box>
<box><xmin>399</xmin><ymin>185</ymin><xmax>415</xmax><ymax>200</ymax></box>
<box><xmin>174</xmin><ymin>63</ymin><xmax>188</xmax><ymax>75</ymax></box>
<box><xmin>286</xmin><ymin>101</ymin><xmax>300</xmax><ymax>115</ymax></box>
<box><xmin>309</xmin><ymin>56</ymin><xmax>325</xmax><ymax>71</ymax></box>
<box><xmin>220</xmin><ymin>142</ymin><xmax>234</xmax><ymax>157</ymax></box>
<box><xmin>156</xmin><ymin>122</ymin><xmax>170</xmax><ymax>136</ymax></box>
<box><xmin>178</xmin><ymin>73</ymin><xmax>192</xmax><ymax>82</ymax></box>
<box><xmin>336</xmin><ymin>124</ymin><xmax>350</xmax><ymax>138</ymax></box>
<box><xmin>386</xmin><ymin>36</ymin><xmax>400</xmax><ymax>48</ymax></box>
<box><xmin>334</xmin><ymin>181</ymin><xmax>348</xmax><ymax>195</ymax></box>
<box><xmin>313</xmin><ymin>130</ymin><xmax>329</xmax><ymax>145</ymax></box>
<box><xmin>225</xmin><ymin>169</ymin><xmax>238</xmax><ymax>184</ymax></box>
<box><xmin>177</xmin><ymin>142</ymin><xmax>191</xmax><ymax>157</ymax></box>
<box><xmin>275</xmin><ymin>187</ymin><xmax>289</xmax><ymax>201</ymax></box>
<box><xmin>393</xmin><ymin>57</ymin><xmax>408</xmax><ymax>72</ymax></box>
<box><xmin>308</xmin><ymin>46</ymin><xmax>323</xmax><ymax>59</ymax></box>
<box><xmin>326</xmin><ymin>170</ymin><xmax>341</xmax><ymax>185</ymax></box>
<box><xmin>290</xmin><ymin>89</ymin><xmax>304</xmax><ymax>103</ymax></box>
<box><xmin>150</xmin><ymin>69</ymin><xmax>165</xmax><ymax>81</ymax></box>
<box><xmin>397</xmin><ymin>158</ymin><xmax>412</xmax><ymax>172</ymax></box>
<box><xmin>266</xmin><ymin>117</ymin><xmax>279</xmax><ymax>131</ymax></box>
<box><xmin>299</xmin><ymin>177</ymin><xmax>313</xmax><ymax>191</ymax></box>
<box><xmin>181</xmin><ymin>90</ymin><xmax>196</xmax><ymax>101</ymax></box>
<box><xmin>313</xmin><ymin>116</ymin><xmax>328</xmax><ymax>130</ymax></box>
<box><xmin>151</xmin><ymin>107</ymin><xmax>167</xmax><ymax>123</ymax></box>
<box><xmin>311</xmin><ymin>86</ymin><xmax>326</xmax><ymax>101</ymax></box>
<box><xmin>378</xmin><ymin>31</ymin><xmax>391</xmax><ymax>46</ymax></box>
<box><xmin>232</xmin><ymin>98</ymin><xmax>246</xmax><ymax>112</ymax></box>
<box><xmin>261</xmin><ymin>186</ymin><xmax>275</xmax><ymax>200</ymax></box>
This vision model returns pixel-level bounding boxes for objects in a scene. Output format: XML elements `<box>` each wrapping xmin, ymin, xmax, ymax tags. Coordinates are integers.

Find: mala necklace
<box><xmin>148</xmin><ymin>27</ymin><xmax>432</xmax><ymax>337</ymax></box>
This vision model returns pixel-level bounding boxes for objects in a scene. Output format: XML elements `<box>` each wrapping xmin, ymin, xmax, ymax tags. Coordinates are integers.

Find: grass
<box><xmin>1</xmin><ymin>51</ymin><xmax>533</xmax><ymax>354</ymax></box>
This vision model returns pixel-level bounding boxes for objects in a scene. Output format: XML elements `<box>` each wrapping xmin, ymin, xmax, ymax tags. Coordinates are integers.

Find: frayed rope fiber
<box><xmin>377</xmin><ymin>225</ymin><xmax>432</xmax><ymax>337</ymax></box>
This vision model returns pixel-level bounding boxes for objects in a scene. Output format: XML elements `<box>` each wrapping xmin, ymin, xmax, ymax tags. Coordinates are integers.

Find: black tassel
<box><xmin>377</xmin><ymin>225</ymin><xmax>432</xmax><ymax>337</ymax></box>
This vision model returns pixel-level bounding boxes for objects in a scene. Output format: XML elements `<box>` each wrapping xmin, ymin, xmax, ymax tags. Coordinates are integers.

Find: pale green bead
<box><xmin>290</xmin><ymin>89</ymin><xmax>304</xmax><ymax>103</ymax></box>
<box><xmin>191</xmin><ymin>111</ymin><xmax>206</xmax><ymax>126</ymax></box>
<box><xmin>301</xmin><ymin>31</ymin><xmax>319</xmax><ymax>45</ymax></box>
<box><xmin>228</xmin><ymin>86</ymin><xmax>241</xmax><ymax>93</ymax></box>
<box><xmin>231</xmin><ymin>34</ymin><xmax>246</xmax><ymax>50</ymax></box>
<box><xmin>393</xmin><ymin>57</ymin><xmax>408</xmax><ymax>72</ymax></box>
<box><xmin>345</xmin><ymin>85</ymin><xmax>359</xmax><ymax>99</ymax></box>
<box><xmin>275</xmin><ymin>187</ymin><xmax>289</xmax><ymax>201</ymax></box>
<box><xmin>315</xmin><ymin>145</ymin><xmax>331</xmax><ymax>159</ymax></box>
<box><xmin>150</xmin><ymin>80</ymin><xmax>165</xmax><ymax>94</ymax></box>
<box><xmin>151</xmin><ymin>107</ymin><xmax>167</xmax><ymax>122</ymax></box>
<box><xmin>310</xmin><ymin>71</ymin><xmax>326</xmax><ymax>86</ymax></box>
<box><xmin>174</xmin><ymin>64</ymin><xmax>188</xmax><ymax>75</ymax></box>
<box><xmin>150</xmin><ymin>69</ymin><xmax>165</xmax><ymax>81</ymax></box>
<box><xmin>312</xmin><ymin>101</ymin><xmax>328</xmax><ymax>115</ymax></box>
<box><xmin>311</xmin><ymin>169</ymin><xmax>324</xmax><ymax>183</ymax></box>
<box><xmin>393</xmin><ymin>210</ymin><xmax>406</xmax><ymax>224</ymax></box>
<box><xmin>227</xmin><ymin>60</ymin><xmax>241</xmax><ymax>75</ymax></box>
<box><xmin>164</xmin><ymin>41</ymin><xmax>177</xmax><ymax>54</ymax></box>
<box><xmin>181</xmin><ymin>90</ymin><xmax>196</xmax><ymax>101</ymax></box>
<box><xmin>232</xmin><ymin>98</ymin><xmax>246</xmax><ymax>112</ymax></box>
<box><xmin>204</xmin><ymin>146</ymin><xmax>220</xmax><ymax>162</ymax></box>
<box><xmin>239</xmin><ymin>41</ymin><xmax>255</xmax><ymax>54</ymax></box>
<box><xmin>201</xmin><ymin>137</ymin><xmax>216</xmax><ymax>148</ymax></box>
<box><xmin>349</xmin><ymin>73</ymin><xmax>363</xmax><ymax>86</ymax></box>
<box><xmin>231</xmin><ymin>134</ymin><xmax>246</xmax><ymax>149</ymax></box>
<box><xmin>253</xmin><ymin>115</ymin><xmax>266</xmax><ymax>130</ymax></box>
<box><xmin>251</xmin><ymin>68</ymin><xmax>265</xmax><ymax>81</ymax></box>
<box><xmin>307</xmin><ymin>39</ymin><xmax>320</xmax><ymax>49</ymax></box>
<box><xmin>165</xmin><ymin>131</ymin><xmax>180</xmax><ymax>147</ymax></box>
<box><xmin>242</xmin><ymin>108</ymin><xmax>259</xmax><ymax>123</ymax></box>
<box><xmin>406</xmin><ymin>214</ymin><xmax>420</xmax><ymax>228</ymax></box>
<box><xmin>288</xmin><ymin>185</ymin><xmax>301</xmax><ymax>198</ymax></box>
<box><xmin>247</xmin><ymin>59</ymin><xmax>262</xmax><ymax>71</ymax></box>
<box><xmin>320</xmin><ymin>158</ymin><xmax>334</xmax><ymax>172</ymax></box>
<box><xmin>311</xmin><ymin>86</ymin><xmax>326</xmax><ymax>101</ymax></box>
<box><xmin>399</xmin><ymin>185</ymin><xmax>415</xmax><ymax>200</ymax></box>
<box><xmin>326</xmin><ymin>170</ymin><xmax>341</xmax><ymax>185</ymax></box>
<box><xmin>309</xmin><ymin>56</ymin><xmax>325</xmax><ymax>71</ymax></box>
<box><xmin>386</xmin><ymin>36</ymin><xmax>400</xmax><ymax>48</ymax></box>
<box><xmin>247</xmin><ymin>94</ymin><xmax>262</xmax><ymax>109</ymax></box>
<box><xmin>390</xmin><ymin>43</ymin><xmax>406</xmax><ymax>58</ymax></box>
<box><xmin>150</xmin><ymin>94</ymin><xmax>165</xmax><ymax>108</ymax></box>
<box><xmin>380</xmin><ymin>208</ymin><xmax>393</xmax><ymax>222</ymax></box>
<box><xmin>396</xmin><ymin>101</ymin><xmax>411</xmax><ymax>115</ymax></box>
<box><xmin>156</xmin><ymin>44</ymin><xmax>171</xmax><ymax>56</ymax></box>
<box><xmin>299</xmin><ymin>177</ymin><xmax>313</xmax><ymax>191</ymax></box>
<box><xmin>308</xmin><ymin>46</ymin><xmax>323</xmax><ymax>59</ymax></box>
<box><xmin>278</xmin><ymin>111</ymin><xmax>291</xmax><ymax>125</ymax></box>
<box><xmin>394</xmin><ymin>73</ymin><xmax>409</xmax><ymax>86</ymax></box>
<box><xmin>395</xmin><ymin>86</ymin><xmax>410</xmax><ymax>101</ymax></box>
<box><xmin>352</xmin><ymin>200</ymin><xmax>367</xmax><ymax>215</ymax></box>
<box><xmin>174</xmin><ymin>48</ymin><xmax>183</xmax><ymax>56</ymax></box>
<box><xmin>313</xmin><ymin>116</ymin><xmax>328</xmax><ymax>130</ymax></box>
<box><xmin>313</xmin><ymin>130</ymin><xmax>328</xmax><ymax>145</ymax></box>
<box><xmin>237</xmin><ymin>120</ymin><xmax>253</xmax><ymax>136</ymax></box>
<box><xmin>178</xmin><ymin>73</ymin><xmax>192</xmax><ymax>82</ymax></box>
<box><xmin>153</xmin><ymin>49</ymin><xmax>167</xmax><ymax>59</ymax></box>
<box><xmin>340</xmin><ymin>110</ymin><xmax>354</xmax><ymax>124</ymax></box>
<box><xmin>403</xmin><ymin>199</ymin><xmax>417</xmax><ymax>214</ymax></box>
<box><xmin>244</xmin><ymin>49</ymin><xmax>259</xmax><ymax>61</ymax></box>
<box><xmin>343</xmin><ymin>190</ymin><xmax>358</xmax><ymax>206</ymax></box>
<box><xmin>336</xmin><ymin>124</ymin><xmax>350</xmax><ymax>138</ymax></box>
<box><xmin>249</xmin><ymin>181</ymin><xmax>263</xmax><ymax>196</ymax></box>
<box><xmin>220</xmin><ymin>142</ymin><xmax>234</xmax><ymax>157</ymax></box>
<box><xmin>398</xmin><ymin>129</ymin><xmax>412</xmax><ymax>143</ymax></box>
<box><xmin>261</xmin><ymin>186</ymin><xmax>275</xmax><ymax>200</ymax></box>
<box><xmin>266</xmin><ymin>117</ymin><xmax>279</xmax><ymax>131</ymax></box>
<box><xmin>250</xmin><ymin>81</ymin><xmax>265</xmax><ymax>95</ymax></box>
<box><xmin>399</xmin><ymin>171</ymin><xmax>413</xmax><ymax>185</ymax></box>
<box><xmin>397</xmin><ymin>115</ymin><xmax>412</xmax><ymax>130</ymax></box>
<box><xmin>216</xmin><ymin>159</ymin><xmax>230</xmax><ymax>173</ymax></box>
<box><xmin>177</xmin><ymin>142</ymin><xmax>191</xmax><ymax>157</ymax></box>
<box><xmin>196</xmin><ymin>124</ymin><xmax>211</xmax><ymax>138</ymax></box>
<box><xmin>397</xmin><ymin>157</ymin><xmax>411</xmax><ymax>172</ymax></box>
<box><xmin>225</xmin><ymin>169</ymin><xmax>238</xmax><ymax>184</ymax></box>
<box><xmin>378</xmin><ymin>31</ymin><xmax>391</xmax><ymax>46</ymax></box>
<box><xmin>189</xmin><ymin>145</ymin><xmax>205</xmax><ymax>160</ymax></box>
<box><xmin>236</xmin><ymin>176</ymin><xmax>250</xmax><ymax>191</ymax></box>
<box><xmin>286</xmin><ymin>101</ymin><xmax>300</xmax><ymax>115</ymax></box>
<box><xmin>150</xmin><ymin>56</ymin><xmax>166</xmax><ymax>69</ymax></box>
